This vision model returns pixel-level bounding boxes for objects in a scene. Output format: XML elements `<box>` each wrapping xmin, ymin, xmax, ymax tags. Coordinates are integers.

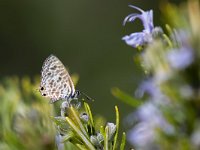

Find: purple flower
<box><xmin>167</xmin><ymin>47</ymin><xmax>193</xmax><ymax>69</ymax></box>
<box><xmin>122</xmin><ymin>5</ymin><xmax>155</xmax><ymax>48</ymax></box>
<box><xmin>123</xmin><ymin>6</ymin><xmax>154</xmax><ymax>34</ymax></box>
<box><xmin>135</xmin><ymin>79</ymin><xmax>161</xmax><ymax>98</ymax></box>
<box><xmin>137</xmin><ymin>102</ymin><xmax>174</xmax><ymax>133</ymax></box>
<box><xmin>167</xmin><ymin>30</ymin><xmax>194</xmax><ymax>70</ymax></box>
<box><xmin>128</xmin><ymin>102</ymin><xmax>174</xmax><ymax>148</ymax></box>
<box><xmin>128</xmin><ymin>122</ymin><xmax>155</xmax><ymax>148</ymax></box>
<box><xmin>135</xmin><ymin>79</ymin><xmax>170</xmax><ymax>105</ymax></box>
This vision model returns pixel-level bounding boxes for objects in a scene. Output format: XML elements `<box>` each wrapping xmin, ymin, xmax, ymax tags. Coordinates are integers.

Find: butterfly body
<box><xmin>40</xmin><ymin>54</ymin><xmax>76</xmax><ymax>103</ymax></box>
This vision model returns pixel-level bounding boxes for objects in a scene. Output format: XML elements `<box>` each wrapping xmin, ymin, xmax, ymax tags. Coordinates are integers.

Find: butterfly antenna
<box><xmin>79</xmin><ymin>91</ymin><xmax>94</xmax><ymax>102</ymax></box>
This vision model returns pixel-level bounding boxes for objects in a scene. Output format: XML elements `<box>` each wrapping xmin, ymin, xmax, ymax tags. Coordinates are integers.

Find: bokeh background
<box><xmin>0</xmin><ymin>0</ymin><xmax>185</xmax><ymax>131</ymax></box>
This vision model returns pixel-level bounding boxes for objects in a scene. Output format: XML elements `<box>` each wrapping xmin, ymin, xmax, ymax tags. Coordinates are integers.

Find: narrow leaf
<box><xmin>75</xmin><ymin>143</ymin><xmax>88</xmax><ymax>150</ymax></box>
<box><xmin>66</xmin><ymin>117</ymin><xmax>96</xmax><ymax>150</ymax></box>
<box><xmin>100</xmin><ymin>126</ymin><xmax>105</xmax><ymax>136</ymax></box>
<box><xmin>120</xmin><ymin>132</ymin><xmax>126</xmax><ymax>150</ymax></box>
<box><xmin>61</xmin><ymin>131</ymin><xmax>74</xmax><ymax>142</ymax></box>
<box><xmin>112</xmin><ymin>106</ymin><xmax>119</xmax><ymax>150</ymax></box>
<box><xmin>69</xmin><ymin>107</ymin><xmax>89</xmax><ymax>139</ymax></box>
<box><xmin>84</xmin><ymin>103</ymin><xmax>95</xmax><ymax>127</ymax></box>
<box><xmin>104</xmin><ymin>126</ymin><xmax>109</xmax><ymax>150</ymax></box>
<box><xmin>111</xmin><ymin>87</ymin><xmax>141</xmax><ymax>107</ymax></box>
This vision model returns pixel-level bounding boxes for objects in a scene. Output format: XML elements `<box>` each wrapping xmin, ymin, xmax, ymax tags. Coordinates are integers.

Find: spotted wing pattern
<box><xmin>40</xmin><ymin>54</ymin><xmax>75</xmax><ymax>103</ymax></box>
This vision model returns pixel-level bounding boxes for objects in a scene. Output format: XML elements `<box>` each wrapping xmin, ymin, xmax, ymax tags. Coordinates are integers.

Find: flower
<box><xmin>122</xmin><ymin>32</ymin><xmax>151</xmax><ymax>48</ymax></box>
<box><xmin>106</xmin><ymin>122</ymin><xmax>116</xmax><ymax>140</ymax></box>
<box><xmin>135</xmin><ymin>79</ymin><xmax>162</xmax><ymax>98</ymax></box>
<box><xmin>128</xmin><ymin>102</ymin><xmax>174</xmax><ymax>148</ymax></box>
<box><xmin>135</xmin><ymin>79</ymin><xmax>170</xmax><ymax>105</ymax></box>
<box><xmin>123</xmin><ymin>6</ymin><xmax>154</xmax><ymax>34</ymax></box>
<box><xmin>167</xmin><ymin>30</ymin><xmax>194</xmax><ymax>70</ymax></box>
<box><xmin>128</xmin><ymin>122</ymin><xmax>155</xmax><ymax>148</ymax></box>
<box><xmin>122</xmin><ymin>5</ymin><xmax>157</xmax><ymax>48</ymax></box>
<box><xmin>167</xmin><ymin>47</ymin><xmax>194</xmax><ymax>69</ymax></box>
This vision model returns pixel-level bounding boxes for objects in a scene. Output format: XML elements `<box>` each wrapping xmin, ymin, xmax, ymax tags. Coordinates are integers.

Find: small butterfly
<box><xmin>39</xmin><ymin>54</ymin><xmax>90</xmax><ymax>103</ymax></box>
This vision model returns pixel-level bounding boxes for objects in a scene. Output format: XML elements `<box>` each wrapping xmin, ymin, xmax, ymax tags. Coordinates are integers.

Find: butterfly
<box><xmin>39</xmin><ymin>54</ymin><xmax>90</xmax><ymax>103</ymax></box>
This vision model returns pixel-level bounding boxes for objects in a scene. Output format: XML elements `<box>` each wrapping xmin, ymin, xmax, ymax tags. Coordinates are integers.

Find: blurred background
<box><xmin>0</xmin><ymin>0</ymin><xmax>185</xmax><ymax>132</ymax></box>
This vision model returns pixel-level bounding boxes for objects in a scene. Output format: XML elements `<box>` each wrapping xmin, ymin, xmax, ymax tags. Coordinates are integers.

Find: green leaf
<box><xmin>104</xmin><ymin>126</ymin><xmax>109</xmax><ymax>150</ymax></box>
<box><xmin>68</xmin><ymin>107</ymin><xmax>89</xmax><ymax>139</ymax></box>
<box><xmin>111</xmin><ymin>87</ymin><xmax>142</xmax><ymax>107</ymax></box>
<box><xmin>52</xmin><ymin>116</ymin><xmax>65</xmax><ymax>124</ymax></box>
<box><xmin>100</xmin><ymin>125</ymin><xmax>105</xmax><ymax>136</ymax></box>
<box><xmin>120</xmin><ymin>132</ymin><xmax>126</xmax><ymax>150</ymax></box>
<box><xmin>66</xmin><ymin>117</ymin><xmax>96</xmax><ymax>150</ymax></box>
<box><xmin>162</xmin><ymin>33</ymin><xmax>173</xmax><ymax>48</ymax></box>
<box><xmin>84</xmin><ymin>102</ymin><xmax>95</xmax><ymax>135</ymax></box>
<box><xmin>62</xmin><ymin>131</ymin><xmax>75</xmax><ymax>142</ymax></box>
<box><xmin>112</xmin><ymin>106</ymin><xmax>119</xmax><ymax>150</ymax></box>
<box><xmin>75</xmin><ymin>143</ymin><xmax>89</xmax><ymax>150</ymax></box>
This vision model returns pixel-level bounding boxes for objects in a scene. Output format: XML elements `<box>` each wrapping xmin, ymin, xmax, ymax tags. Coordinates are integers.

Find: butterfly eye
<box><xmin>42</xmin><ymin>93</ymin><xmax>46</xmax><ymax>96</ymax></box>
<box><xmin>40</xmin><ymin>87</ymin><xmax>44</xmax><ymax>91</ymax></box>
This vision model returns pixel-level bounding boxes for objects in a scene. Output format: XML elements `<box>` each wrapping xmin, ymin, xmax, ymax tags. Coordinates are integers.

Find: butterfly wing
<box><xmin>40</xmin><ymin>54</ymin><xmax>75</xmax><ymax>102</ymax></box>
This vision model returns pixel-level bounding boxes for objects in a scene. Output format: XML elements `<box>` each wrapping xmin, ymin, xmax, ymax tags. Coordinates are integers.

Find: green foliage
<box><xmin>0</xmin><ymin>76</ymin><xmax>125</xmax><ymax>150</ymax></box>
<box><xmin>111</xmin><ymin>87</ymin><xmax>142</xmax><ymax>108</ymax></box>
<box><xmin>0</xmin><ymin>77</ymin><xmax>56</xmax><ymax>150</ymax></box>
<box><xmin>120</xmin><ymin>132</ymin><xmax>126</xmax><ymax>150</ymax></box>
<box><xmin>0</xmin><ymin>75</ymin><xmax>126</xmax><ymax>150</ymax></box>
<box><xmin>53</xmin><ymin>102</ymin><xmax>126</xmax><ymax>150</ymax></box>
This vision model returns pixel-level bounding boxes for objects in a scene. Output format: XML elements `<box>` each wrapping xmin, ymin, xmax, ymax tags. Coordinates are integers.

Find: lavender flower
<box><xmin>135</xmin><ymin>79</ymin><xmax>170</xmax><ymax>105</ymax></box>
<box><xmin>135</xmin><ymin>79</ymin><xmax>162</xmax><ymax>99</ymax></box>
<box><xmin>128</xmin><ymin>122</ymin><xmax>155</xmax><ymax>148</ymax></box>
<box><xmin>128</xmin><ymin>102</ymin><xmax>174</xmax><ymax>148</ymax></box>
<box><xmin>167</xmin><ymin>30</ymin><xmax>194</xmax><ymax>70</ymax></box>
<box><xmin>167</xmin><ymin>47</ymin><xmax>193</xmax><ymax>69</ymax></box>
<box><xmin>122</xmin><ymin>5</ymin><xmax>160</xmax><ymax>48</ymax></box>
